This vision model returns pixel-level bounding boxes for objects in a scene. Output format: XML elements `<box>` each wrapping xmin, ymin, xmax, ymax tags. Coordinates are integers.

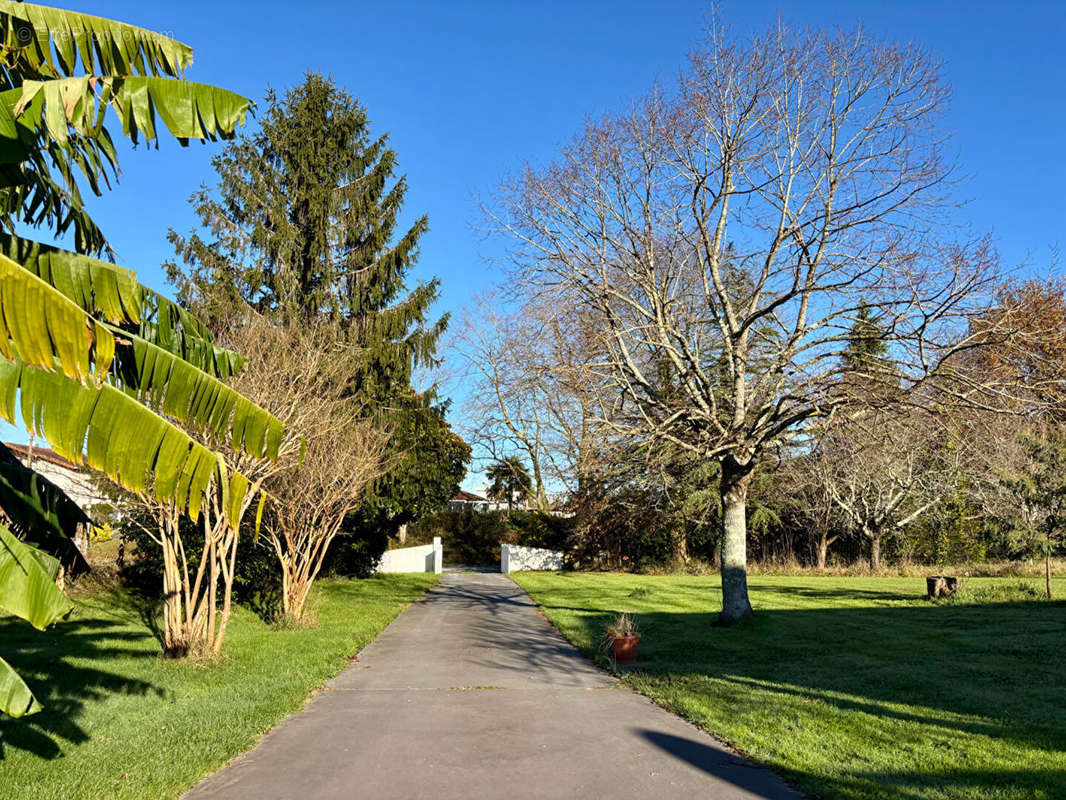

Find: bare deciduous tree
<box><xmin>812</xmin><ymin>411</ymin><xmax>965</xmax><ymax>570</ymax></box>
<box><xmin>493</xmin><ymin>23</ymin><xmax>1009</xmax><ymax>623</ymax></box>
<box><xmin>452</xmin><ymin>293</ymin><xmax>612</xmax><ymax>506</ymax></box>
<box><xmin>775</xmin><ymin>446</ymin><xmax>842</xmax><ymax>569</ymax></box>
<box><xmin>222</xmin><ymin>319</ymin><xmax>391</xmax><ymax>623</ymax></box>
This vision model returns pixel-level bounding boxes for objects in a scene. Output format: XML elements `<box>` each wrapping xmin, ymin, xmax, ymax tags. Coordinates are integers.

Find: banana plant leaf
<box><xmin>0</xmin><ymin>251</ymin><xmax>114</xmax><ymax>384</ymax></box>
<box><xmin>0</xmin><ymin>654</ymin><xmax>41</xmax><ymax>718</ymax></box>
<box><xmin>0</xmin><ymin>127</ymin><xmax>116</xmax><ymax>255</ymax></box>
<box><xmin>0</xmin><ymin>257</ymin><xmax>283</xmax><ymax>459</ymax></box>
<box><xmin>0</xmin><ymin>442</ymin><xmax>91</xmax><ymax>576</ymax></box>
<box><xmin>0</xmin><ymin>1</ymin><xmax>193</xmax><ymax>82</ymax></box>
<box><xmin>9</xmin><ymin>76</ymin><xmax>250</xmax><ymax>151</ymax></box>
<box><xmin>0</xmin><ymin>233</ymin><xmax>246</xmax><ymax>377</ymax></box>
<box><xmin>0</xmin><ymin>521</ymin><xmax>72</xmax><ymax>628</ymax></box>
<box><xmin>0</xmin><ymin>521</ymin><xmax>73</xmax><ymax>718</ymax></box>
<box><xmin>0</xmin><ymin>358</ymin><xmax>216</xmax><ymax>520</ymax></box>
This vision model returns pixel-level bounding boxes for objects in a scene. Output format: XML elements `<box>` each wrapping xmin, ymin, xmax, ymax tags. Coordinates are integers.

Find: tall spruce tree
<box><xmin>168</xmin><ymin>73</ymin><xmax>466</xmax><ymax>547</ymax></box>
<box><xmin>168</xmin><ymin>73</ymin><xmax>445</xmax><ymax>403</ymax></box>
<box><xmin>841</xmin><ymin>304</ymin><xmax>890</xmax><ymax>374</ymax></box>
<box><xmin>838</xmin><ymin>303</ymin><xmax>899</xmax><ymax>401</ymax></box>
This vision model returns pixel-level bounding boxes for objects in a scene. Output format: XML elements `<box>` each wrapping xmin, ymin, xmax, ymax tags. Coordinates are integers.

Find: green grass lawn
<box><xmin>512</xmin><ymin>572</ymin><xmax>1066</xmax><ymax>800</ymax></box>
<box><xmin>0</xmin><ymin>575</ymin><xmax>437</xmax><ymax>799</ymax></box>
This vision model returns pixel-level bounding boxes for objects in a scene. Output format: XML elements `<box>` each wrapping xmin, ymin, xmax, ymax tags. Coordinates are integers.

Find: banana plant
<box><xmin>0</xmin><ymin>444</ymin><xmax>91</xmax><ymax>576</ymax></box>
<box><xmin>0</xmin><ymin>233</ymin><xmax>246</xmax><ymax>377</ymax></box>
<box><xmin>0</xmin><ymin>1</ymin><xmax>250</xmax><ymax>256</ymax></box>
<box><xmin>0</xmin><ymin>4</ymin><xmax>285</xmax><ymax>716</ymax></box>
<box><xmin>0</xmin><ymin>521</ymin><xmax>73</xmax><ymax>717</ymax></box>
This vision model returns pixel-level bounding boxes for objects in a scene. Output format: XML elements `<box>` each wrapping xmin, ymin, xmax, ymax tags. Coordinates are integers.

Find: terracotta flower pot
<box><xmin>611</xmin><ymin>634</ymin><xmax>640</xmax><ymax>664</ymax></box>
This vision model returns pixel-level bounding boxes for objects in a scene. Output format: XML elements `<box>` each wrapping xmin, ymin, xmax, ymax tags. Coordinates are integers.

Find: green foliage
<box><xmin>997</xmin><ymin>425</ymin><xmax>1066</xmax><ymax>552</ymax></box>
<box><xmin>0</xmin><ymin>3</ymin><xmax>278</xmax><ymax>715</ymax></box>
<box><xmin>909</xmin><ymin>489</ymin><xmax>989</xmax><ymax>565</ymax></box>
<box><xmin>358</xmin><ymin>395</ymin><xmax>470</xmax><ymax>527</ymax></box>
<box><xmin>0</xmin><ymin>2</ymin><xmax>193</xmax><ymax>79</ymax></box>
<box><xmin>485</xmin><ymin>456</ymin><xmax>534</xmax><ymax>509</ymax></box>
<box><xmin>945</xmin><ymin>580</ymin><xmax>1044</xmax><ymax>605</ymax></box>
<box><xmin>2</xmin><ymin>233</ymin><xmax>247</xmax><ymax>377</ymax></box>
<box><xmin>0</xmin><ymin>522</ymin><xmax>72</xmax><ymax>716</ymax></box>
<box><xmin>167</xmin><ymin>73</ymin><xmax>460</xmax><ymax>538</ymax></box>
<box><xmin>327</xmin><ymin>398</ymin><xmax>470</xmax><ymax>577</ymax></box>
<box><xmin>0</xmin><ymin>2</ymin><xmax>249</xmax><ymax>255</ymax></box>
<box><xmin>840</xmin><ymin>303</ymin><xmax>891</xmax><ymax>374</ymax></box>
<box><xmin>0</xmin><ymin>444</ymin><xmax>89</xmax><ymax>576</ymax></box>
<box><xmin>166</xmin><ymin>73</ymin><xmax>443</xmax><ymax>370</ymax></box>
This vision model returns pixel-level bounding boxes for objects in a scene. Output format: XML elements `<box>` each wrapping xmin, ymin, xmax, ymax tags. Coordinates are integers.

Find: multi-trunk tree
<box><xmin>221</xmin><ymin>318</ymin><xmax>391</xmax><ymax>621</ymax></box>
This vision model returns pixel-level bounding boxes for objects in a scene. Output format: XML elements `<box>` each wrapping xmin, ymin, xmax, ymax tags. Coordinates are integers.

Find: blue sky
<box><xmin>5</xmin><ymin>1</ymin><xmax>1065</xmax><ymax>485</ymax></box>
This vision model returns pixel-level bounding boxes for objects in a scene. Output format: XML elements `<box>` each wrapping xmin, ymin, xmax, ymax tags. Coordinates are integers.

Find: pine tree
<box><xmin>841</xmin><ymin>303</ymin><xmax>891</xmax><ymax>374</ymax></box>
<box><xmin>168</xmin><ymin>74</ymin><xmax>466</xmax><ymax>544</ymax></box>
<box><xmin>168</xmin><ymin>73</ymin><xmax>446</xmax><ymax>403</ymax></box>
<box><xmin>839</xmin><ymin>303</ymin><xmax>899</xmax><ymax>400</ymax></box>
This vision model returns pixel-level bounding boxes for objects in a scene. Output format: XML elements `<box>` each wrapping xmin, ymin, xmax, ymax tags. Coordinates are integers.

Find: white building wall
<box><xmin>501</xmin><ymin>544</ymin><xmax>564</xmax><ymax>573</ymax></box>
<box><xmin>376</xmin><ymin>537</ymin><xmax>443</xmax><ymax>574</ymax></box>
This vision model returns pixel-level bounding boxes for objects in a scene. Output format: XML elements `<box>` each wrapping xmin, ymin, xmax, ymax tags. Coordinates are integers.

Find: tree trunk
<box><xmin>1046</xmin><ymin>533</ymin><xmax>1053</xmax><ymax>601</ymax></box>
<box><xmin>717</xmin><ymin>455</ymin><xmax>754</xmax><ymax>626</ymax></box>
<box><xmin>815</xmin><ymin>533</ymin><xmax>830</xmax><ymax>570</ymax></box>
<box><xmin>867</xmin><ymin>527</ymin><xmax>883</xmax><ymax>572</ymax></box>
<box><xmin>670</xmin><ymin>526</ymin><xmax>689</xmax><ymax>565</ymax></box>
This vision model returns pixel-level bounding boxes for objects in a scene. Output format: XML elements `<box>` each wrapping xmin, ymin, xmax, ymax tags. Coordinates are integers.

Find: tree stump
<box><xmin>927</xmin><ymin>576</ymin><xmax>959</xmax><ymax>598</ymax></box>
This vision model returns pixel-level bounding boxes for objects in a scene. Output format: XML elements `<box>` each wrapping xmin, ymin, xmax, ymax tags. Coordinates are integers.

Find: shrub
<box><xmin>947</xmin><ymin>581</ymin><xmax>1045</xmax><ymax>605</ymax></box>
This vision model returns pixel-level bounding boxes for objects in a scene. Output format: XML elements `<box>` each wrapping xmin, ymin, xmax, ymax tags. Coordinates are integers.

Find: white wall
<box><xmin>501</xmin><ymin>544</ymin><xmax>564</xmax><ymax>574</ymax></box>
<box><xmin>377</xmin><ymin>537</ymin><xmax>443</xmax><ymax>574</ymax></box>
<box><xmin>14</xmin><ymin>459</ymin><xmax>105</xmax><ymax>511</ymax></box>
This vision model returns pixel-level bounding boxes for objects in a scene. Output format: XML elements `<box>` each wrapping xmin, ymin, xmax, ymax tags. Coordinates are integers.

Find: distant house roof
<box><xmin>3</xmin><ymin>442</ymin><xmax>81</xmax><ymax>472</ymax></box>
<box><xmin>451</xmin><ymin>489</ymin><xmax>489</xmax><ymax>503</ymax></box>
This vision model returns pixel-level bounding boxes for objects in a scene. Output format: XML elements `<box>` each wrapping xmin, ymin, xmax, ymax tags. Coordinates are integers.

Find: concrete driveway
<box><xmin>186</xmin><ymin>573</ymin><xmax>802</xmax><ymax>800</ymax></box>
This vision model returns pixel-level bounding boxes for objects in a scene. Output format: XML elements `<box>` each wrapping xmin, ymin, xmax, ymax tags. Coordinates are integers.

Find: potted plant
<box><xmin>603</xmin><ymin>612</ymin><xmax>641</xmax><ymax>664</ymax></box>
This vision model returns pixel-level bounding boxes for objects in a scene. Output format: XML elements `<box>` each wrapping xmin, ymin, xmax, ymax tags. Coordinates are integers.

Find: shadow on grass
<box><xmin>529</xmin><ymin>591</ymin><xmax>1066</xmax><ymax>799</ymax></box>
<box><xmin>641</xmin><ymin>722</ymin><xmax>1066</xmax><ymax>800</ymax></box>
<box><xmin>0</xmin><ymin>615</ymin><xmax>163</xmax><ymax>762</ymax></box>
<box><xmin>638</xmin><ymin>729</ymin><xmax>802</xmax><ymax>798</ymax></box>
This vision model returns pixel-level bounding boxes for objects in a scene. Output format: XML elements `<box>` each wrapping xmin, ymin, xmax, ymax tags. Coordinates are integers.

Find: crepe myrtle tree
<box><xmin>493</xmin><ymin>22</ymin><xmax>1012</xmax><ymax>624</ymax></box>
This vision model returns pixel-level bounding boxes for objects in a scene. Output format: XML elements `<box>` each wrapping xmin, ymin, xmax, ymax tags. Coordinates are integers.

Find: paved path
<box><xmin>186</xmin><ymin>574</ymin><xmax>802</xmax><ymax>800</ymax></box>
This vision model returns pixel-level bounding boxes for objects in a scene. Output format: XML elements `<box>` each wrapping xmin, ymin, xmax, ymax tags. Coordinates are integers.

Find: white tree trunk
<box><xmin>718</xmin><ymin>456</ymin><xmax>754</xmax><ymax>625</ymax></box>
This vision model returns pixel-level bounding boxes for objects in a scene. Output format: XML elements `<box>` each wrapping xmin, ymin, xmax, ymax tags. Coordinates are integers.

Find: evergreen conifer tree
<box><xmin>168</xmin><ymin>73</ymin><xmax>445</xmax><ymax>403</ymax></box>
<box><xmin>168</xmin><ymin>74</ymin><xmax>467</xmax><ymax>550</ymax></box>
<box><xmin>841</xmin><ymin>303</ymin><xmax>891</xmax><ymax>374</ymax></box>
<box><xmin>839</xmin><ymin>303</ymin><xmax>899</xmax><ymax>400</ymax></box>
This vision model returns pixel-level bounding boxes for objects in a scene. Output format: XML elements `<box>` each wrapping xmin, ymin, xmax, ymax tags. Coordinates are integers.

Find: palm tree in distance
<box><xmin>485</xmin><ymin>457</ymin><xmax>534</xmax><ymax>511</ymax></box>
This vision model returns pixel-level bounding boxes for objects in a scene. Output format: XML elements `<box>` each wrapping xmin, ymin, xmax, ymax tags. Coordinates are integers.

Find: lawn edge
<box><xmin>508</xmin><ymin>571</ymin><xmax>815</xmax><ymax>799</ymax></box>
<box><xmin>176</xmin><ymin>574</ymin><xmax>440</xmax><ymax>799</ymax></box>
